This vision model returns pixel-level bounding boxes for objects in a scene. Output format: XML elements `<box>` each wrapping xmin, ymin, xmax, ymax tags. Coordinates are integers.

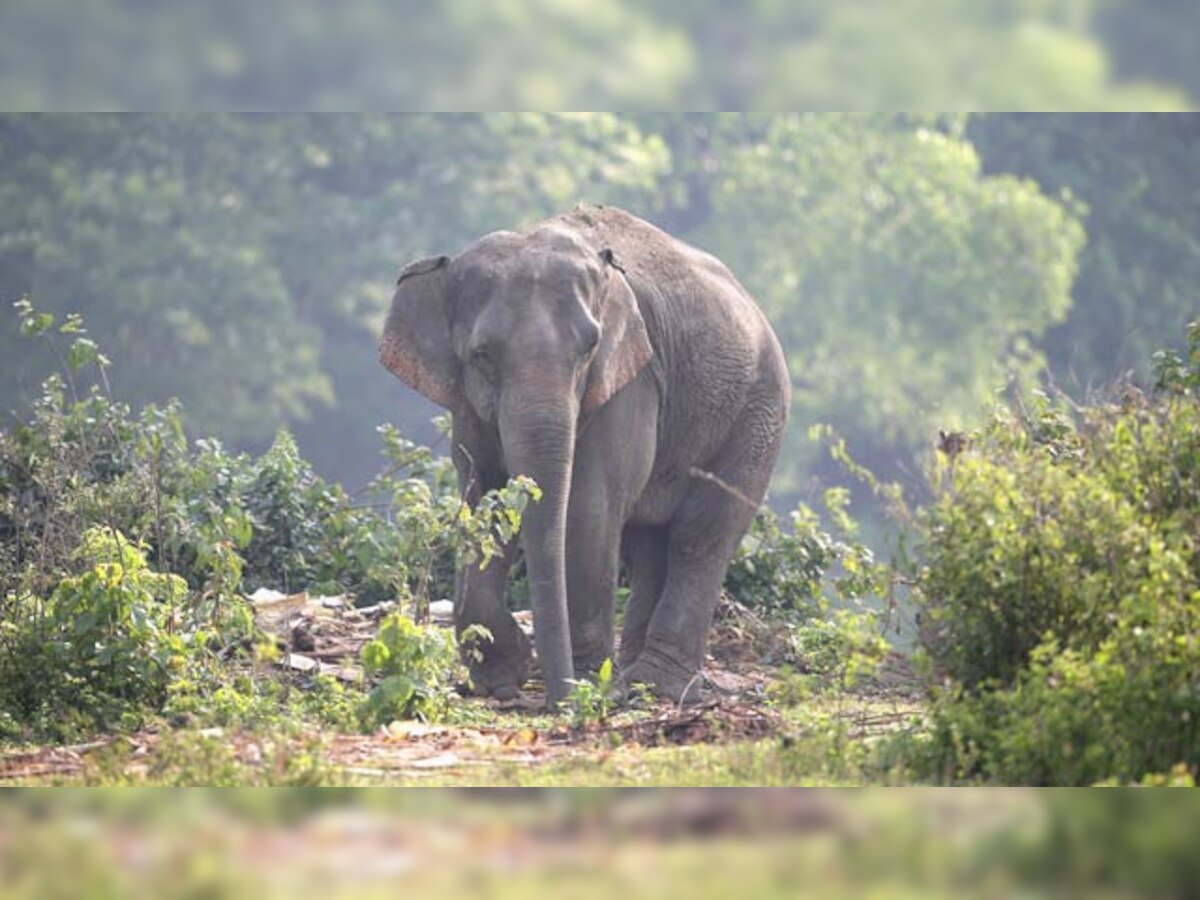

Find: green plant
<box><xmin>726</xmin><ymin>496</ymin><xmax>885</xmax><ymax>622</ymax></box>
<box><xmin>366</xmin><ymin>423</ymin><xmax>541</xmax><ymax>620</ymax></box>
<box><xmin>358</xmin><ymin>612</ymin><xmax>460</xmax><ymax>728</ymax></box>
<box><xmin>0</xmin><ymin>527</ymin><xmax>231</xmax><ymax>740</ymax></box>
<box><xmin>725</xmin><ymin>506</ymin><xmax>832</xmax><ymax>621</ymax></box>
<box><xmin>1152</xmin><ymin>320</ymin><xmax>1200</xmax><ymax>394</ymax></box>
<box><xmin>904</xmin><ymin>330</ymin><xmax>1200</xmax><ymax>783</ymax></box>
<box><xmin>917</xmin><ymin>446</ymin><xmax>1155</xmax><ymax>689</ymax></box>
<box><xmin>561</xmin><ymin>658</ymin><xmax>617</xmax><ymax>729</ymax></box>
<box><xmin>1</xmin><ymin>301</ymin><xmax>551</xmax><ymax>740</ymax></box>
<box><xmin>788</xmin><ymin>608</ymin><xmax>889</xmax><ymax>689</ymax></box>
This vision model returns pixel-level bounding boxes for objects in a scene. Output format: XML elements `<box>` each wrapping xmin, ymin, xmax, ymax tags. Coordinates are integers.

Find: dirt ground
<box><xmin>0</xmin><ymin>592</ymin><xmax>921</xmax><ymax>784</ymax></box>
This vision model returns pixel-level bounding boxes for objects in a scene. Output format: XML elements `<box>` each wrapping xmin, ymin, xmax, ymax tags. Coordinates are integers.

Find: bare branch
<box><xmin>687</xmin><ymin>467</ymin><xmax>761</xmax><ymax>512</ymax></box>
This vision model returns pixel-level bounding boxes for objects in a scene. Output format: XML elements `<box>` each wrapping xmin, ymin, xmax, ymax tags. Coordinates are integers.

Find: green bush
<box><xmin>726</xmin><ymin>506</ymin><xmax>833</xmax><ymax>621</ymax></box>
<box><xmin>358</xmin><ymin>612</ymin><xmax>459</xmax><ymax>728</ymax></box>
<box><xmin>727</xmin><ymin>488</ymin><xmax>884</xmax><ymax>623</ymax></box>
<box><xmin>908</xmin><ymin>325</ymin><xmax>1200</xmax><ymax>783</ymax></box>
<box><xmin>917</xmin><ymin>428</ymin><xmax>1158</xmax><ymax>689</ymax></box>
<box><xmin>0</xmin><ymin>301</ymin><xmax>540</xmax><ymax>739</ymax></box>
<box><xmin>0</xmin><ymin>528</ymin><xmax>246</xmax><ymax>740</ymax></box>
<box><xmin>915</xmin><ymin>628</ymin><xmax>1200</xmax><ymax>785</ymax></box>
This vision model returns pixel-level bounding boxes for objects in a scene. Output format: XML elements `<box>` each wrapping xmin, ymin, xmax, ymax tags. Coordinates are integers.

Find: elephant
<box><xmin>379</xmin><ymin>205</ymin><xmax>789</xmax><ymax>705</ymax></box>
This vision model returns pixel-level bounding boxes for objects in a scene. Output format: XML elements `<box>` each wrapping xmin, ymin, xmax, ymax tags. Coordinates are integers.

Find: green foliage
<box><xmin>917</xmin><ymin>415</ymin><xmax>1156</xmax><ymax>688</ymax></box>
<box><xmin>908</xmin><ymin>330</ymin><xmax>1200</xmax><ymax>783</ymax></box>
<box><xmin>0</xmin><ymin>302</ymin><xmax>539</xmax><ymax>739</ymax></box>
<box><xmin>0</xmin><ymin>112</ymin><xmax>1097</xmax><ymax>503</ymax></box>
<box><xmin>971</xmin><ymin>113</ymin><xmax>1200</xmax><ymax>391</ymax></box>
<box><xmin>561</xmin><ymin>658</ymin><xmax>617</xmax><ymax>729</ymax></box>
<box><xmin>359</xmin><ymin>613</ymin><xmax>459</xmax><ymax>728</ymax></box>
<box><xmin>163</xmin><ymin>672</ymin><xmax>362</xmax><ymax>736</ymax></box>
<box><xmin>366</xmin><ymin>423</ymin><xmax>541</xmax><ymax>618</ymax></box>
<box><xmin>0</xmin><ymin>113</ymin><xmax>670</xmax><ymax>485</ymax></box>
<box><xmin>0</xmin><ymin>528</ymin><xmax>239</xmax><ymax>741</ymax></box>
<box><xmin>915</xmin><ymin>629</ymin><xmax>1200</xmax><ymax>785</ymax></box>
<box><xmin>696</xmin><ymin>114</ymin><xmax>1084</xmax><ymax>490</ymax></box>
<box><xmin>0</xmin><ymin>2</ymin><xmax>1192</xmax><ymax>111</ymax></box>
<box><xmin>727</xmin><ymin>430</ymin><xmax>891</xmax><ymax>623</ymax></box>
<box><xmin>2</xmin><ymin>111</ymin><xmax>1199</xmax><ymax>523</ymax></box>
<box><xmin>787</xmin><ymin>610</ymin><xmax>890</xmax><ymax>690</ymax></box>
<box><xmin>1152</xmin><ymin>319</ymin><xmax>1200</xmax><ymax>395</ymax></box>
<box><xmin>726</xmin><ymin>506</ymin><xmax>833</xmax><ymax>622</ymax></box>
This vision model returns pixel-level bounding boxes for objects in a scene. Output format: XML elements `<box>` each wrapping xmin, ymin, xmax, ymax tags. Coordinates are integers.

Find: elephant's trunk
<box><xmin>499</xmin><ymin>398</ymin><xmax>576</xmax><ymax>706</ymax></box>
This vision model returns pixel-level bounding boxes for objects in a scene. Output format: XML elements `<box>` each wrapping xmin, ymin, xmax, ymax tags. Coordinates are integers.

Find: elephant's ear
<box><xmin>379</xmin><ymin>255</ymin><xmax>459</xmax><ymax>409</ymax></box>
<box><xmin>583</xmin><ymin>249</ymin><xmax>654</xmax><ymax>414</ymax></box>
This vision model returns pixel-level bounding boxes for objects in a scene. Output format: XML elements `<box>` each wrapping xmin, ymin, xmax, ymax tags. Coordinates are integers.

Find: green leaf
<box><xmin>67</xmin><ymin>337</ymin><xmax>101</xmax><ymax>371</ymax></box>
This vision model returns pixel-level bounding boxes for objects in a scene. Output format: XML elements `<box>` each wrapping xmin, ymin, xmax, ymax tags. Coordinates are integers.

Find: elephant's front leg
<box><xmin>563</xmin><ymin>382</ymin><xmax>658</xmax><ymax>680</ymax></box>
<box><xmin>456</xmin><ymin>536</ymin><xmax>530</xmax><ymax>700</ymax></box>
<box><xmin>452</xmin><ymin>414</ymin><xmax>530</xmax><ymax>700</ymax></box>
<box><xmin>564</xmin><ymin>478</ymin><xmax>624</xmax><ymax>678</ymax></box>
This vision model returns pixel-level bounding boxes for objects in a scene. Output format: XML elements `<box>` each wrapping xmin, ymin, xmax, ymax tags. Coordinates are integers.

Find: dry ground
<box><xmin>0</xmin><ymin>593</ymin><xmax>922</xmax><ymax>786</ymax></box>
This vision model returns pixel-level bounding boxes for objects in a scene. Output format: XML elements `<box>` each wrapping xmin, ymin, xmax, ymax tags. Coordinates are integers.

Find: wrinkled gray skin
<box><xmin>379</xmin><ymin>206</ymin><xmax>789</xmax><ymax>705</ymax></box>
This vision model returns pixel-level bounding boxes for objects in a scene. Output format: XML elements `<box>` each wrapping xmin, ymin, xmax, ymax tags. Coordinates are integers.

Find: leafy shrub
<box><xmin>164</xmin><ymin>671</ymin><xmax>362</xmax><ymax>734</ymax></box>
<box><xmin>0</xmin><ymin>528</ymin><xmax>247</xmax><ymax>740</ymax></box>
<box><xmin>787</xmin><ymin>609</ymin><xmax>889</xmax><ymax>688</ymax></box>
<box><xmin>358</xmin><ymin>612</ymin><xmax>459</xmax><ymax>727</ymax></box>
<box><xmin>907</xmin><ymin>325</ymin><xmax>1200</xmax><ymax>783</ymax></box>
<box><xmin>726</xmin><ymin>506</ymin><xmax>833</xmax><ymax>621</ymax></box>
<box><xmin>917</xmin><ymin>431</ymin><xmax>1158</xmax><ymax>688</ymax></box>
<box><xmin>235</xmin><ymin>423</ymin><xmax>539</xmax><ymax>615</ymax></box>
<box><xmin>727</xmin><ymin>488</ymin><xmax>883</xmax><ymax>623</ymax></box>
<box><xmin>915</xmin><ymin>627</ymin><xmax>1200</xmax><ymax>785</ymax></box>
<box><xmin>1</xmin><ymin>301</ymin><xmax>542</xmax><ymax>739</ymax></box>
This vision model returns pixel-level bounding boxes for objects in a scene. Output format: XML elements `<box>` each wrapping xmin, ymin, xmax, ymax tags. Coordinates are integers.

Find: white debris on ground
<box><xmin>248</xmin><ymin>588</ymin><xmax>399</xmax><ymax>684</ymax></box>
<box><xmin>247</xmin><ymin>588</ymin><xmax>535</xmax><ymax>689</ymax></box>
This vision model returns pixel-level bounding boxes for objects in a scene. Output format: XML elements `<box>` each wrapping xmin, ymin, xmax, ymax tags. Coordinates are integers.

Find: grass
<box><xmin>0</xmin><ymin>690</ymin><xmax>924</xmax><ymax>787</ymax></box>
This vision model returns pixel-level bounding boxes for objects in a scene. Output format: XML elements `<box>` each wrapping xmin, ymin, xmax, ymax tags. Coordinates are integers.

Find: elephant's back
<box><xmin>557</xmin><ymin>204</ymin><xmax>784</xmax><ymax>380</ymax></box>
<box><xmin>556</xmin><ymin>205</ymin><xmax>789</xmax><ymax>481</ymax></box>
<box><xmin>553</xmin><ymin>205</ymin><xmax>707</xmax><ymax>289</ymax></box>
<box><xmin>554</xmin><ymin>205</ymin><xmax>769</xmax><ymax>336</ymax></box>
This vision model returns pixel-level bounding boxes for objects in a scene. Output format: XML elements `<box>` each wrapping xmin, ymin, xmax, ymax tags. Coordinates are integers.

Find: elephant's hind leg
<box><xmin>622</xmin><ymin>499</ymin><xmax>751</xmax><ymax>703</ymax></box>
<box><xmin>617</xmin><ymin>524</ymin><xmax>668</xmax><ymax>672</ymax></box>
<box><xmin>623</xmin><ymin>408</ymin><xmax>782</xmax><ymax>702</ymax></box>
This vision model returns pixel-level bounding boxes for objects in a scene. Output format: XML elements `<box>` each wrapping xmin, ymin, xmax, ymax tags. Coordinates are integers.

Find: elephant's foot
<box><xmin>572</xmin><ymin>653</ymin><xmax>616</xmax><ymax>682</ymax></box>
<box><xmin>461</xmin><ymin>620</ymin><xmax>532</xmax><ymax>701</ymax></box>
<box><xmin>618</xmin><ymin>649</ymin><xmax>705</xmax><ymax>705</ymax></box>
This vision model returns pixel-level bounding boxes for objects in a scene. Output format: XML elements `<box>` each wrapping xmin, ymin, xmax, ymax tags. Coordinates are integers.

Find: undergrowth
<box><xmin>0</xmin><ymin>301</ymin><xmax>538</xmax><ymax>742</ymax></box>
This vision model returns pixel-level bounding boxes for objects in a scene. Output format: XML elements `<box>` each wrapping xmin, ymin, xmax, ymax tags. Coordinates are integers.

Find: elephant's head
<box><xmin>378</xmin><ymin>226</ymin><xmax>653</xmax><ymax>702</ymax></box>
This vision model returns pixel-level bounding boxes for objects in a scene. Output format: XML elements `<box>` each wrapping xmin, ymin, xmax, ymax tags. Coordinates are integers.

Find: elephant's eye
<box><xmin>581</xmin><ymin>322</ymin><xmax>601</xmax><ymax>359</ymax></box>
<box><xmin>469</xmin><ymin>346</ymin><xmax>497</xmax><ymax>379</ymax></box>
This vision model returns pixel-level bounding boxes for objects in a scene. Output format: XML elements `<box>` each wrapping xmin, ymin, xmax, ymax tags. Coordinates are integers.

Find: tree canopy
<box><xmin>1</xmin><ymin>113</ymin><xmax>1197</xmax><ymax>503</ymax></box>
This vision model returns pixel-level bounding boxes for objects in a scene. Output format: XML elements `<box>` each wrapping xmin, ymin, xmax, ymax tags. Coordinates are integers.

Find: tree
<box><xmin>690</xmin><ymin>115</ymin><xmax>1084</xmax><ymax>491</ymax></box>
<box><xmin>971</xmin><ymin>113</ymin><xmax>1200</xmax><ymax>391</ymax></box>
<box><xmin>0</xmin><ymin>115</ymin><xmax>331</xmax><ymax>446</ymax></box>
<box><xmin>0</xmin><ymin>114</ymin><xmax>670</xmax><ymax>484</ymax></box>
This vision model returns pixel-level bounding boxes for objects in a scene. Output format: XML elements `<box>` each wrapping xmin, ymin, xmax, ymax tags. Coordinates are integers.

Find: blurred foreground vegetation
<box><xmin>1</xmin><ymin>790</ymin><xmax>1199</xmax><ymax>899</ymax></box>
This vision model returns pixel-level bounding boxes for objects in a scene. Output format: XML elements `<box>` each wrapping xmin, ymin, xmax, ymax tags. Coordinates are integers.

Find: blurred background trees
<box><xmin>4</xmin><ymin>0</ymin><xmax>1200</xmax><ymax>503</ymax></box>
<box><xmin>2</xmin><ymin>111</ymin><xmax>1198</xmax><ymax>505</ymax></box>
<box><xmin>2</xmin><ymin>0</ymin><xmax>1195</xmax><ymax>110</ymax></box>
